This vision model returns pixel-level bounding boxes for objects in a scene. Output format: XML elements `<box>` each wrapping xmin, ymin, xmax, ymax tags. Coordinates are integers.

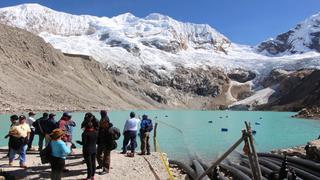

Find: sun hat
<box><xmin>50</xmin><ymin>128</ymin><xmax>65</xmax><ymax>140</ymax></box>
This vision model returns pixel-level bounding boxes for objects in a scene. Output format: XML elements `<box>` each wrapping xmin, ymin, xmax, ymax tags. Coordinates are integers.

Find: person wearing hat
<box><xmin>121</xmin><ymin>112</ymin><xmax>140</xmax><ymax>157</ymax></box>
<box><xmin>27</xmin><ymin>112</ymin><xmax>36</xmax><ymax>151</ymax></box>
<box><xmin>8</xmin><ymin>115</ymin><xmax>31</xmax><ymax>168</ymax></box>
<box><xmin>43</xmin><ymin>113</ymin><xmax>58</xmax><ymax>146</ymax></box>
<box><xmin>33</xmin><ymin>113</ymin><xmax>49</xmax><ymax>151</ymax></box>
<box><xmin>49</xmin><ymin>128</ymin><xmax>71</xmax><ymax>180</ymax></box>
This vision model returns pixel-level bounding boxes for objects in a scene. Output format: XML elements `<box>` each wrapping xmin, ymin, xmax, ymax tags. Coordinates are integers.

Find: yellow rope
<box><xmin>156</xmin><ymin>139</ymin><xmax>175</xmax><ymax>180</ymax></box>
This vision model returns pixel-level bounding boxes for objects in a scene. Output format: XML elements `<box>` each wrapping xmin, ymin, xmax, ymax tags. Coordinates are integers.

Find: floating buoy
<box><xmin>252</xmin><ymin>130</ymin><xmax>257</xmax><ymax>134</ymax></box>
<box><xmin>226</xmin><ymin>116</ymin><xmax>229</xmax><ymax>118</ymax></box>
<box><xmin>208</xmin><ymin>120</ymin><xmax>213</xmax><ymax>123</ymax></box>
<box><xmin>259</xmin><ymin>117</ymin><xmax>263</xmax><ymax>119</ymax></box>
<box><xmin>221</xmin><ymin>128</ymin><xmax>228</xmax><ymax>132</ymax></box>
<box><xmin>219</xmin><ymin>116</ymin><xmax>223</xmax><ymax>119</ymax></box>
<box><xmin>255</xmin><ymin>122</ymin><xmax>261</xmax><ymax>125</ymax></box>
<box><xmin>165</xmin><ymin>115</ymin><xmax>168</xmax><ymax>117</ymax></box>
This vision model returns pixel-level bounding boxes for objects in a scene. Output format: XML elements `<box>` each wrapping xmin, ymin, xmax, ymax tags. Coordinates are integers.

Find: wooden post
<box><xmin>195</xmin><ymin>130</ymin><xmax>246</xmax><ymax>180</ymax></box>
<box><xmin>243</xmin><ymin>134</ymin><xmax>257</xmax><ymax>179</ymax></box>
<box><xmin>245</xmin><ymin>121</ymin><xmax>262</xmax><ymax>180</ymax></box>
<box><xmin>153</xmin><ymin>122</ymin><xmax>158</xmax><ymax>152</ymax></box>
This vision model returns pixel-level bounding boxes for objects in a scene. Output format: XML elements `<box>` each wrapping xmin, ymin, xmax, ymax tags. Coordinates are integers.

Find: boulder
<box><xmin>227</xmin><ymin>68</ymin><xmax>256</xmax><ymax>83</ymax></box>
<box><xmin>305</xmin><ymin>139</ymin><xmax>320</xmax><ymax>162</ymax></box>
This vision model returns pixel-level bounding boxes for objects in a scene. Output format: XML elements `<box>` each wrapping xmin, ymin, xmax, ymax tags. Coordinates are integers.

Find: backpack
<box><xmin>141</xmin><ymin>119</ymin><xmax>153</xmax><ymax>132</ymax></box>
<box><xmin>111</xmin><ymin>141</ymin><xmax>117</xmax><ymax>150</ymax></box>
<box><xmin>109</xmin><ymin>127</ymin><xmax>121</xmax><ymax>140</ymax></box>
<box><xmin>40</xmin><ymin>142</ymin><xmax>52</xmax><ymax>164</ymax></box>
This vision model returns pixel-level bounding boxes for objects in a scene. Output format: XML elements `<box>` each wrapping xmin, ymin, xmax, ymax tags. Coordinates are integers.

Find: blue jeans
<box><xmin>9</xmin><ymin>144</ymin><xmax>27</xmax><ymax>165</ymax></box>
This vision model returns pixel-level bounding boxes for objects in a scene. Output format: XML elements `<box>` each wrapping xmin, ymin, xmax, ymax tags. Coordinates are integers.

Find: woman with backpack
<box><xmin>50</xmin><ymin>128</ymin><xmax>71</xmax><ymax>180</ymax></box>
<box><xmin>96</xmin><ymin>118</ymin><xmax>119</xmax><ymax>174</ymax></box>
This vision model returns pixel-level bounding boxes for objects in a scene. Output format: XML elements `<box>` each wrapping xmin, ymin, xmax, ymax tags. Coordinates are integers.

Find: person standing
<box><xmin>27</xmin><ymin>112</ymin><xmax>36</xmax><ymax>151</ymax></box>
<box><xmin>96</xmin><ymin>119</ymin><xmax>118</xmax><ymax>174</ymax></box>
<box><xmin>50</xmin><ymin>128</ymin><xmax>71</xmax><ymax>180</ymax></box>
<box><xmin>33</xmin><ymin>113</ymin><xmax>48</xmax><ymax>151</ymax></box>
<box><xmin>58</xmin><ymin>112</ymin><xmax>76</xmax><ymax>151</ymax></box>
<box><xmin>121</xmin><ymin>112</ymin><xmax>140</xmax><ymax>157</ymax></box>
<box><xmin>139</xmin><ymin>115</ymin><xmax>153</xmax><ymax>155</ymax></box>
<box><xmin>4</xmin><ymin>115</ymin><xmax>19</xmax><ymax>157</ymax></box>
<box><xmin>43</xmin><ymin>113</ymin><xmax>57</xmax><ymax>146</ymax></box>
<box><xmin>81</xmin><ymin>122</ymin><xmax>98</xmax><ymax>180</ymax></box>
<box><xmin>8</xmin><ymin>115</ymin><xmax>31</xmax><ymax>168</ymax></box>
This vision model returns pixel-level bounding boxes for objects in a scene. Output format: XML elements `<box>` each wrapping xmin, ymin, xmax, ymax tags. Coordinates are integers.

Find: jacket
<box><xmin>97</xmin><ymin>123</ymin><xmax>115</xmax><ymax>150</ymax></box>
<box><xmin>43</xmin><ymin>118</ymin><xmax>57</xmax><ymax>134</ymax></box>
<box><xmin>81</xmin><ymin>128</ymin><xmax>98</xmax><ymax>155</ymax></box>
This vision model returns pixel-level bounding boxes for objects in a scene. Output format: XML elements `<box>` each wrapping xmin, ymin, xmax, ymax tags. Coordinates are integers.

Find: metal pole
<box><xmin>245</xmin><ymin>121</ymin><xmax>262</xmax><ymax>180</ymax></box>
<box><xmin>153</xmin><ymin>122</ymin><xmax>158</xmax><ymax>152</ymax></box>
<box><xmin>195</xmin><ymin>130</ymin><xmax>246</xmax><ymax>180</ymax></box>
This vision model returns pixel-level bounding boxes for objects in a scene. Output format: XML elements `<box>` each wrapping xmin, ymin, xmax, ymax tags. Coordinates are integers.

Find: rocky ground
<box><xmin>0</xmin><ymin>148</ymin><xmax>184</xmax><ymax>180</ymax></box>
<box><xmin>271</xmin><ymin>139</ymin><xmax>320</xmax><ymax>162</ymax></box>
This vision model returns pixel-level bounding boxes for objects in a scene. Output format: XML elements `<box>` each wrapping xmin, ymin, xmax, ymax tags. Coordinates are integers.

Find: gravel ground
<box><xmin>0</xmin><ymin>148</ymin><xmax>180</xmax><ymax>180</ymax></box>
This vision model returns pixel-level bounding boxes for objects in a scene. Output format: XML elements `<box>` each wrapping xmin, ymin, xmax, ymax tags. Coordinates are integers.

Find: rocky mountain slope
<box><xmin>0</xmin><ymin>3</ymin><xmax>320</xmax><ymax>112</ymax></box>
<box><xmin>257</xmin><ymin>12</ymin><xmax>320</xmax><ymax>56</ymax></box>
<box><xmin>0</xmin><ymin>23</ymin><xmax>241</xmax><ymax>112</ymax></box>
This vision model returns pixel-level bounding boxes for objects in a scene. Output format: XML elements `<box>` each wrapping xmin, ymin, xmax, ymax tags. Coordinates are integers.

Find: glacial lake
<box><xmin>1</xmin><ymin>111</ymin><xmax>319</xmax><ymax>161</ymax></box>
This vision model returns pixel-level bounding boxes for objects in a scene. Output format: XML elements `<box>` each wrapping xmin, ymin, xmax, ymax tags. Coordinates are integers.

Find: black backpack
<box><xmin>109</xmin><ymin>127</ymin><xmax>121</xmax><ymax>140</ymax></box>
<box><xmin>40</xmin><ymin>142</ymin><xmax>52</xmax><ymax>164</ymax></box>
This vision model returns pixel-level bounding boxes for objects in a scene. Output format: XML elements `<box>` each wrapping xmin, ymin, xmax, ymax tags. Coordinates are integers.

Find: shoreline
<box><xmin>1</xmin><ymin>108</ymin><xmax>320</xmax><ymax>121</ymax></box>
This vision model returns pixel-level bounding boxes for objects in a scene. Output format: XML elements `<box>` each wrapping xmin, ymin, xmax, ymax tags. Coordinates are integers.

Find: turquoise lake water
<box><xmin>1</xmin><ymin>111</ymin><xmax>319</xmax><ymax>161</ymax></box>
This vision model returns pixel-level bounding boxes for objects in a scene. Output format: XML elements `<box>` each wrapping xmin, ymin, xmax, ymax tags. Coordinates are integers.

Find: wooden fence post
<box><xmin>153</xmin><ymin>122</ymin><xmax>158</xmax><ymax>152</ymax></box>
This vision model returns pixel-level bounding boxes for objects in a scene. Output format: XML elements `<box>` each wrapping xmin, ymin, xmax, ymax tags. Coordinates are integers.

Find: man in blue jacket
<box><xmin>139</xmin><ymin>114</ymin><xmax>153</xmax><ymax>155</ymax></box>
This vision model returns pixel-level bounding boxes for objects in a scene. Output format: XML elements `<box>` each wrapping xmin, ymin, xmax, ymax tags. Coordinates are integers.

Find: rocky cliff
<box><xmin>0</xmin><ymin>23</ymin><xmax>235</xmax><ymax>112</ymax></box>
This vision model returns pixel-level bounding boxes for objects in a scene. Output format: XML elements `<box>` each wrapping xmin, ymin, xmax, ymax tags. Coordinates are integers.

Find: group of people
<box><xmin>5</xmin><ymin>110</ymin><xmax>154</xmax><ymax>180</ymax></box>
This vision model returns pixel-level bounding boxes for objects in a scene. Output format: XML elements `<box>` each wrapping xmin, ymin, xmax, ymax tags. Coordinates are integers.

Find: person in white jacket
<box><xmin>121</xmin><ymin>112</ymin><xmax>140</xmax><ymax>157</ymax></box>
<box><xmin>27</xmin><ymin>112</ymin><xmax>36</xmax><ymax>151</ymax></box>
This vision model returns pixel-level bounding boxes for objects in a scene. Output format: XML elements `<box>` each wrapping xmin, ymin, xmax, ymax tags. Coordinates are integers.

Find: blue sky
<box><xmin>0</xmin><ymin>0</ymin><xmax>319</xmax><ymax>45</ymax></box>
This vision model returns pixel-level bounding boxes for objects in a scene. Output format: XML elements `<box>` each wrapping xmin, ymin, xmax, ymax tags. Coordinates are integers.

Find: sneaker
<box><xmin>120</xmin><ymin>151</ymin><xmax>126</xmax><ymax>154</ymax></box>
<box><xmin>138</xmin><ymin>152</ymin><xmax>145</xmax><ymax>155</ymax></box>
<box><xmin>147</xmin><ymin>152</ymin><xmax>151</xmax><ymax>155</ymax></box>
<box><xmin>63</xmin><ymin>168</ymin><xmax>70</xmax><ymax>172</ymax></box>
<box><xmin>96</xmin><ymin>165</ymin><xmax>102</xmax><ymax>169</ymax></box>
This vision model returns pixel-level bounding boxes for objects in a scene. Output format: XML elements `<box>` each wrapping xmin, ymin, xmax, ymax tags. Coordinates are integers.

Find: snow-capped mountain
<box><xmin>0</xmin><ymin>3</ymin><xmax>319</xmax><ymax>78</ymax></box>
<box><xmin>257</xmin><ymin>12</ymin><xmax>320</xmax><ymax>56</ymax></box>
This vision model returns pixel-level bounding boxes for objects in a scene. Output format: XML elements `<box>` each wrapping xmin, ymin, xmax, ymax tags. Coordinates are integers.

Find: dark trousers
<box><xmin>140</xmin><ymin>132</ymin><xmax>150</xmax><ymax>154</ymax></box>
<box><xmin>84</xmin><ymin>153</ymin><xmax>96</xmax><ymax>178</ymax></box>
<box><xmin>122</xmin><ymin>131</ymin><xmax>137</xmax><ymax>153</ymax></box>
<box><xmin>27</xmin><ymin>129</ymin><xmax>35</xmax><ymax>149</ymax></box>
<box><xmin>50</xmin><ymin>156</ymin><xmax>65</xmax><ymax>180</ymax></box>
<box><xmin>97</xmin><ymin>147</ymin><xmax>111</xmax><ymax>169</ymax></box>
<box><xmin>38</xmin><ymin>134</ymin><xmax>45</xmax><ymax>151</ymax></box>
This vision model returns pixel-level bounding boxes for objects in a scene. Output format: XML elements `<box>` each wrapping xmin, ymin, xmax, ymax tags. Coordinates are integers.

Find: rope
<box><xmin>155</xmin><ymin>138</ymin><xmax>175</xmax><ymax>180</ymax></box>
